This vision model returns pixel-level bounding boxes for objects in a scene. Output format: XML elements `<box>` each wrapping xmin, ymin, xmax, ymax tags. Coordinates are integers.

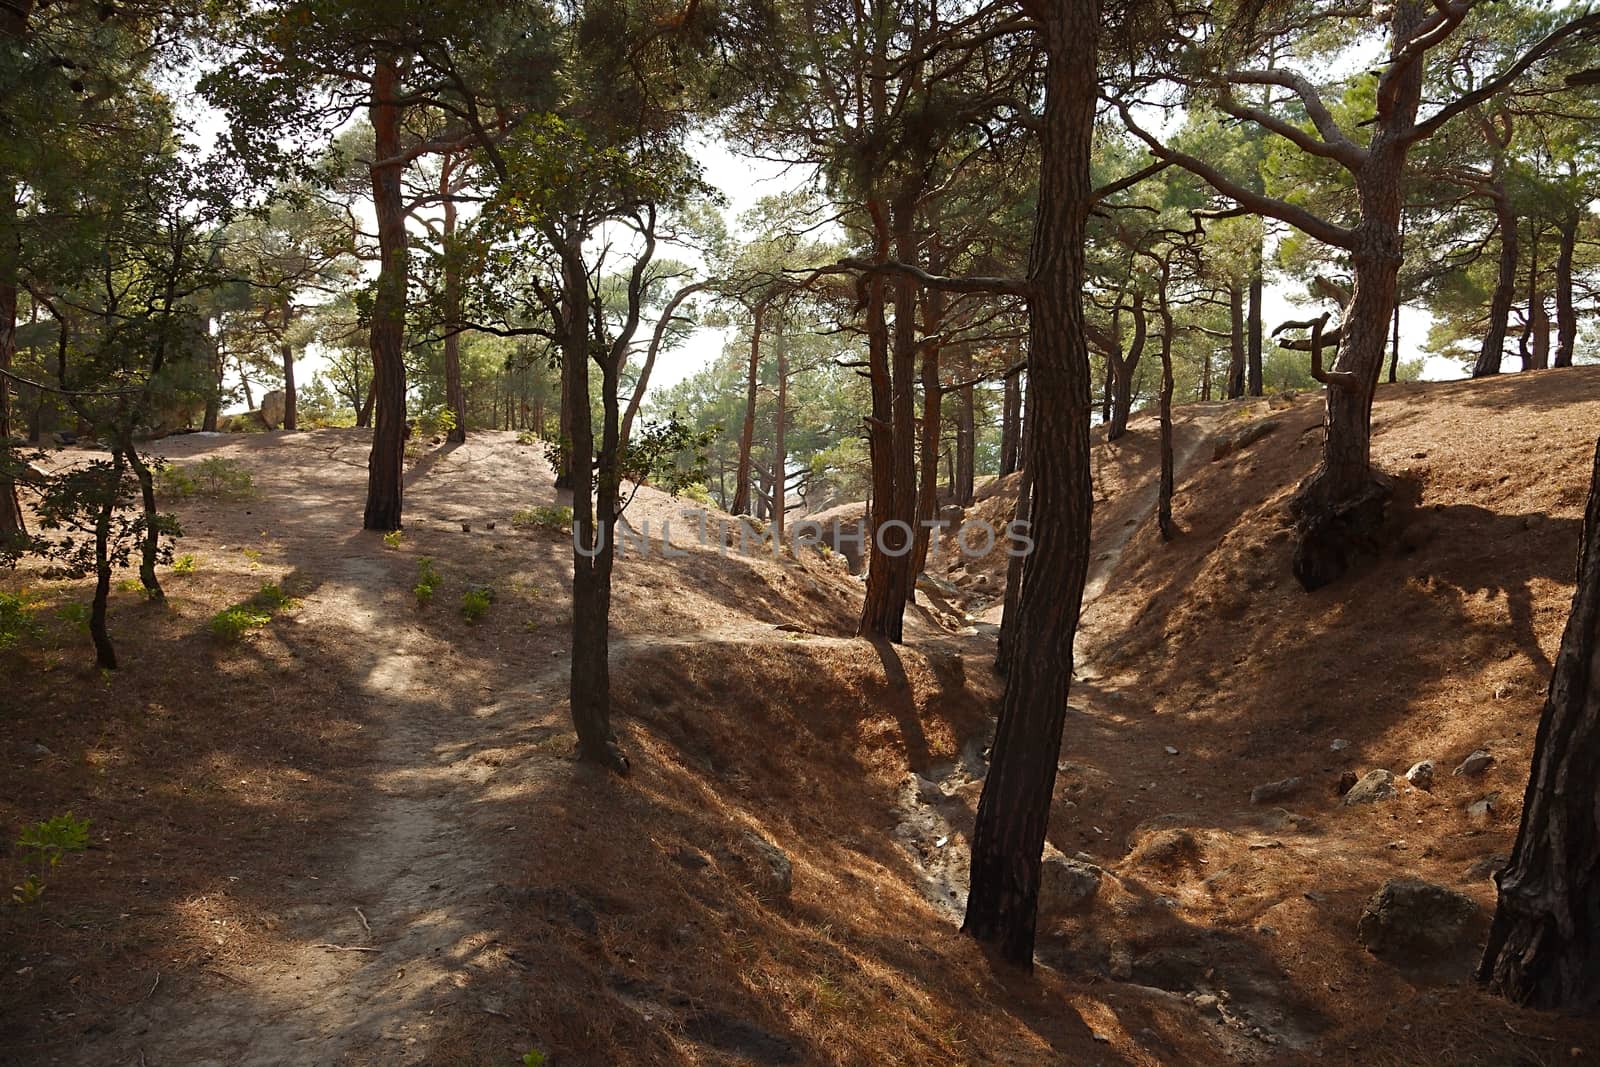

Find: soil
<box><xmin>3</xmin><ymin>369</ymin><xmax>1600</xmax><ymax>1065</ymax></box>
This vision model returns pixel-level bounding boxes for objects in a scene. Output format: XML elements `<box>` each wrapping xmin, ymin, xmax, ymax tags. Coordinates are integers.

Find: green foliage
<box><xmin>209</xmin><ymin>606</ymin><xmax>273</xmax><ymax>642</ymax></box>
<box><xmin>250</xmin><ymin>583</ymin><xmax>293</xmax><ymax>612</ymax></box>
<box><xmin>414</xmin><ymin>557</ymin><xmax>441</xmax><ymax>607</ymax></box>
<box><xmin>460</xmin><ymin>585</ymin><xmax>495</xmax><ymax>623</ymax></box>
<box><xmin>511</xmin><ymin>505</ymin><xmax>573</xmax><ymax>532</ymax></box>
<box><xmin>412</xmin><ymin>405</ymin><xmax>458</xmax><ymax>440</ymax></box>
<box><xmin>521</xmin><ymin>1051</ymin><xmax>547</xmax><ymax>1067</ymax></box>
<box><xmin>158</xmin><ymin>458</ymin><xmax>256</xmax><ymax>500</ymax></box>
<box><xmin>12</xmin><ymin>813</ymin><xmax>91</xmax><ymax>906</ymax></box>
<box><xmin>171</xmin><ymin>554</ymin><xmax>199</xmax><ymax>575</ymax></box>
<box><xmin>622</xmin><ymin>414</ymin><xmax>717</xmax><ymax>498</ymax></box>
<box><xmin>0</xmin><ymin>591</ymin><xmax>42</xmax><ymax>650</ymax></box>
<box><xmin>383</xmin><ymin>530</ymin><xmax>404</xmax><ymax>550</ymax></box>
<box><xmin>679</xmin><ymin>481</ymin><xmax>715</xmax><ymax>507</ymax></box>
<box><xmin>516</xmin><ymin>430</ymin><xmax>540</xmax><ymax>447</ymax></box>
<box><xmin>56</xmin><ymin>604</ymin><xmax>91</xmax><ymax>632</ymax></box>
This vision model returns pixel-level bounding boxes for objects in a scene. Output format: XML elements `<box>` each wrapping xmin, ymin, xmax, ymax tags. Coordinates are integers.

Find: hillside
<box><xmin>3</xmin><ymin>370</ymin><xmax>1600</xmax><ymax>1065</ymax></box>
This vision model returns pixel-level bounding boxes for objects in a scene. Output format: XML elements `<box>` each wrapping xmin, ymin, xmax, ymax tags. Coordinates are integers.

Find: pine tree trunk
<box><xmin>363</xmin><ymin>52</ymin><xmax>408</xmax><ymax>532</ymax></box>
<box><xmin>90</xmin><ymin>452</ymin><xmax>125</xmax><ymax>671</ymax></box>
<box><xmin>910</xmin><ymin>277</ymin><xmax>945</xmax><ymax>583</ymax></box>
<box><xmin>1479</xmin><ymin>438</ymin><xmax>1600</xmax><ymax>1008</ymax></box>
<box><xmin>1106</xmin><ymin>294</ymin><xmax>1145</xmax><ymax>441</ymax></box>
<box><xmin>1473</xmin><ymin>185</ymin><xmax>1517</xmax><ymax>379</ymax></box>
<box><xmin>442</xmin><ymin>165</ymin><xmax>466</xmax><ymax>444</ymax></box>
<box><xmin>1226</xmin><ymin>282</ymin><xmax>1246</xmax><ymax>399</ymax></box>
<box><xmin>1554</xmin><ymin>207</ymin><xmax>1577</xmax><ymax>369</ymax></box>
<box><xmin>731</xmin><ymin>301</ymin><xmax>765</xmax><ymax>516</ymax></box>
<box><xmin>1247</xmin><ymin>269</ymin><xmax>1264</xmax><ymax>396</ymax></box>
<box><xmin>1157</xmin><ymin>263</ymin><xmax>1176</xmax><ymax>540</ymax></box>
<box><xmin>280</xmin><ymin>301</ymin><xmax>297</xmax><ymax>431</ymax></box>
<box><xmin>956</xmin><ymin>374</ymin><xmax>975</xmax><ymax>507</ymax></box>
<box><xmin>963</xmin><ymin>0</ymin><xmax>1098</xmax><ymax>968</ymax></box>
<box><xmin>999</xmin><ymin>372</ymin><xmax>1022</xmax><ymax>476</ymax></box>
<box><xmin>124</xmin><ymin>446</ymin><xmax>165</xmax><ymax>604</ymax></box>
<box><xmin>0</xmin><ymin>176</ymin><xmax>23</xmax><ymax>539</ymax></box>
<box><xmin>771</xmin><ymin>321</ymin><xmax>787</xmax><ymax>542</ymax></box>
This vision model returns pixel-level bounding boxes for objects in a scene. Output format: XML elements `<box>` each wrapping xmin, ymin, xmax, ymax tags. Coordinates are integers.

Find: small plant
<box><xmin>56</xmin><ymin>603</ymin><xmax>91</xmax><ymax>631</ymax></box>
<box><xmin>679</xmin><ymin>481</ymin><xmax>715</xmax><ymax>507</ymax></box>
<box><xmin>414</xmin><ymin>557</ymin><xmax>441</xmax><ymax>607</ymax></box>
<box><xmin>116</xmin><ymin>577</ymin><xmax>144</xmax><ymax>593</ymax></box>
<box><xmin>171</xmin><ymin>554</ymin><xmax>198</xmax><ymax>575</ymax></box>
<box><xmin>249</xmin><ymin>582</ymin><xmax>292</xmax><ymax>611</ymax></box>
<box><xmin>0</xmin><ymin>590</ymin><xmax>42</xmax><ymax>650</ymax></box>
<box><xmin>12</xmin><ymin>812</ymin><xmax>91</xmax><ymax>905</ymax></box>
<box><xmin>412</xmin><ymin>405</ymin><xmax>458</xmax><ymax>441</ymax></box>
<box><xmin>460</xmin><ymin>585</ymin><xmax>495</xmax><ymax>623</ymax></box>
<box><xmin>520</xmin><ymin>1051</ymin><xmax>547</xmax><ymax>1067</ymax></box>
<box><xmin>510</xmin><ymin>505</ymin><xmax>573</xmax><ymax>533</ymax></box>
<box><xmin>208</xmin><ymin>605</ymin><xmax>272</xmax><ymax>641</ymax></box>
<box><xmin>515</xmin><ymin>429</ymin><xmax>540</xmax><ymax>447</ymax></box>
<box><xmin>158</xmin><ymin>457</ymin><xmax>254</xmax><ymax>500</ymax></box>
<box><xmin>383</xmin><ymin>530</ymin><xmax>404</xmax><ymax>550</ymax></box>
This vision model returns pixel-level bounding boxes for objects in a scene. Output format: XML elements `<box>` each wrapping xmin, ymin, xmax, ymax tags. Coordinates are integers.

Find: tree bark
<box><xmin>999</xmin><ymin>371</ymin><xmax>1022</xmax><ymax>476</ymax></box>
<box><xmin>442</xmin><ymin>160</ymin><xmax>466</xmax><ymax>444</ymax></box>
<box><xmin>1226</xmin><ymin>282</ymin><xmax>1246</xmax><ymax>399</ymax></box>
<box><xmin>771</xmin><ymin>318</ymin><xmax>787</xmax><ymax>542</ymax></box>
<box><xmin>963</xmin><ymin>0</ymin><xmax>1098</xmax><ymax>968</ymax></box>
<box><xmin>1156</xmin><ymin>261</ymin><xmax>1176</xmax><ymax>540</ymax></box>
<box><xmin>363</xmin><ymin>52</ymin><xmax>408</xmax><ymax>532</ymax></box>
<box><xmin>1473</xmin><ymin>183</ymin><xmax>1517</xmax><ymax>379</ymax></box>
<box><xmin>1479</xmin><ymin>437</ymin><xmax>1600</xmax><ymax>1008</ymax></box>
<box><xmin>1554</xmin><ymin>206</ymin><xmax>1578</xmax><ymax>369</ymax></box>
<box><xmin>1106</xmin><ymin>293</ymin><xmax>1145</xmax><ymax>440</ymax></box>
<box><xmin>956</xmin><ymin>346</ymin><xmax>975</xmax><ymax>506</ymax></box>
<box><xmin>123</xmin><ymin>445</ymin><xmax>165</xmax><ymax>604</ymax></box>
<box><xmin>90</xmin><ymin>451</ymin><xmax>125</xmax><ymax>671</ymax></box>
<box><xmin>280</xmin><ymin>301</ymin><xmax>298</xmax><ymax>431</ymax></box>
<box><xmin>0</xmin><ymin>176</ymin><xmax>23</xmax><ymax>539</ymax></box>
<box><xmin>731</xmin><ymin>301</ymin><xmax>765</xmax><ymax>515</ymax></box>
<box><xmin>910</xmin><ymin>272</ymin><xmax>946</xmax><ymax>585</ymax></box>
<box><xmin>1247</xmin><ymin>266</ymin><xmax>1264</xmax><ymax>396</ymax></box>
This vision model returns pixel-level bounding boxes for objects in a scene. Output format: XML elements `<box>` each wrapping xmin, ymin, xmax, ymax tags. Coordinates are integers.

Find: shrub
<box><xmin>158</xmin><ymin>457</ymin><xmax>254</xmax><ymax>500</ymax></box>
<box><xmin>412</xmin><ymin>406</ymin><xmax>457</xmax><ymax>441</ymax></box>
<box><xmin>171</xmin><ymin>554</ymin><xmax>198</xmax><ymax>575</ymax></box>
<box><xmin>515</xmin><ymin>430</ymin><xmax>540</xmax><ymax>447</ymax></box>
<box><xmin>414</xmin><ymin>557</ymin><xmax>441</xmax><ymax>607</ymax></box>
<box><xmin>0</xmin><ymin>590</ymin><xmax>41</xmax><ymax>650</ymax></box>
<box><xmin>382</xmin><ymin>530</ymin><xmax>404</xmax><ymax>549</ymax></box>
<box><xmin>460</xmin><ymin>585</ymin><xmax>494</xmax><ymax>623</ymax></box>
<box><xmin>12</xmin><ymin>812</ymin><xmax>90</xmax><ymax>905</ymax></box>
<box><xmin>56</xmin><ymin>603</ymin><xmax>90</xmax><ymax>631</ymax></box>
<box><xmin>209</xmin><ymin>605</ymin><xmax>272</xmax><ymax>641</ymax></box>
<box><xmin>249</xmin><ymin>582</ymin><xmax>292</xmax><ymax>611</ymax></box>
<box><xmin>679</xmin><ymin>481</ymin><xmax>715</xmax><ymax>507</ymax></box>
<box><xmin>510</xmin><ymin>505</ymin><xmax>573</xmax><ymax>533</ymax></box>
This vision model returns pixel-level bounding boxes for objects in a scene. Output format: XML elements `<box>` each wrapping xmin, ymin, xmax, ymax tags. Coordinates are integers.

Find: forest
<box><xmin>3</xmin><ymin>0</ymin><xmax>1600</xmax><ymax>1063</ymax></box>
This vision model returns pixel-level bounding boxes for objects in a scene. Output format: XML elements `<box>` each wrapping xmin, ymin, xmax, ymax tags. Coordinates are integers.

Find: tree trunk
<box><xmin>123</xmin><ymin>446</ymin><xmax>165</xmax><ymax>604</ymax></box>
<box><xmin>554</xmin><ymin>356</ymin><xmax>572</xmax><ymax>488</ymax></box>
<box><xmin>363</xmin><ymin>52</ymin><xmax>408</xmax><ymax>532</ymax></box>
<box><xmin>280</xmin><ymin>301</ymin><xmax>297</xmax><ymax>431</ymax></box>
<box><xmin>1479</xmin><ymin>438</ymin><xmax>1600</xmax><ymax>1008</ymax></box>
<box><xmin>442</xmin><ymin>162</ymin><xmax>467</xmax><ymax>444</ymax></box>
<box><xmin>1554</xmin><ymin>207</ymin><xmax>1578</xmax><ymax>368</ymax></box>
<box><xmin>561</xmin><ymin>239</ymin><xmax>626</xmax><ymax>773</ymax></box>
<box><xmin>963</xmin><ymin>0</ymin><xmax>1098</xmax><ymax>968</ymax></box>
<box><xmin>1389</xmin><ymin>214</ymin><xmax>1405</xmax><ymax>384</ymax></box>
<box><xmin>731</xmin><ymin>301</ymin><xmax>765</xmax><ymax>515</ymax></box>
<box><xmin>999</xmin><ymin>371</ymin><xmax>1022</xmax><ymax>476</ymax></box>
<box><xmin>1473</xmin><ymin>184</ymin><xmax>1517</xmax><ymax>379</ymax></box>
<box><xmin>1287</xmin><ymin>2</ymin><xmax>1425</xmax><ymax>590</ymax></box>
<box><xmin>994</xmin><ymin>458</ymin><xmax>1033</xmax><ymax>675</ymax></box>
<box><xmin>0</xmin><ymin>176</ymin><xmax>23</xmax><ymax>539</ymax></box>
<box><xmin>1156</xmin><ymin>263</ymin><xmax>1176</xmax><ymax>540</ymax></box>
<box><xmin>910</xmin><ymin>274</ymin><xmax>946</xmax><ymax>584</ymax></box>
<box><xmin>1247</xmin><ymin>267</ymin><xmax>1264</xmax><ymax>396</ymax></box>
<box><xmin>1226</xmin><ymin>282</ymin><xmax>1246</xmax><ymax>399</ymax></box>
<box><xmin>771</xmin><ymin>319</ymin><xmax>787</xmax><ymax>542</ymax></box>
<box><xmin>956</xmin><ymin>371</ymin><xmax>975</xmax><ymax>506</ymax></box>
<box><xmin>1106</xmin><ymin>294</ymin><xmax>1145</xmax><ymax>441</ymax></box>
<box><xmin>357</xmin><ymin>378</ymin><xmax>375</xmax><ymax>429</ymax></box>
<box><xmin>90</xmin><ymin>452</ymin><xmax>125</xmax><ymax>670</ymax></box>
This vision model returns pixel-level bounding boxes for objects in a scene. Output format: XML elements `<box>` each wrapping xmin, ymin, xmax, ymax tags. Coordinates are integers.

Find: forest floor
<box><xmin>4</xmin><ymin>369</ymin><xmax>1600</xmax><ymax>1065</ymax></box>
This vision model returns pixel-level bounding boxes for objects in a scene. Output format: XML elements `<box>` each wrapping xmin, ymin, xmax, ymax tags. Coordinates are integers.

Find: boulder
<box><xmin>1467</xmin><ymin>792</ymin><xmax>1501</xmax><ymax>825</ymax></box>
<box><xmin>1343</xmin><ymin>769</ymin><xmax>1398</xmax><ymax>806</ymax></box>
<box><xmin>1128</xmin><ymin>828</ymin><xmax>1201</xmax><ymax>872</ymax></box>
<box><xmin>1039</xmin><ymin>850</ymin><xmax>1102</xmax><ymax>914</ymax></box>
<box><xmin>1249</xmin><ymin>776</ymin><xmax>1304</xmax><ymax>805</ymax></box>
<box><xmin>260</xmin><ymin>390</ymin><xmax>287</xmax><ymax>429</ymax></box>
<box><xmin>734</xmin><ymin>830</ymin><xmax>792</xmax><ymax>902</ymax></box>
<box><xmin>1356</xmin><ymin>878</ymin><xmax>1479</xmax><ymax>957</ymax></box>
<box><xmin>1453</xmin><ymin>749</ymin><xmax>1494</xmax><ymax>778</ymax></box>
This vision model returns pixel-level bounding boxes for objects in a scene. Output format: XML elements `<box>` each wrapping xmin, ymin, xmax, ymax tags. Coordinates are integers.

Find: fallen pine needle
<box><xmin>313</xmin><ymin>943</ymin><xmax>381</xmax><ymax>953</ymax></box>
<box><xmin>354</xmin><ymin>906</ymin><xmax>372</xmax><ymax>936</ymax></box>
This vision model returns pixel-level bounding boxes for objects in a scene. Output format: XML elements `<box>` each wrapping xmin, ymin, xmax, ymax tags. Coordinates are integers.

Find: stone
<box><xmin>1164</xmin><ymin>745</ymin><xmax>1180</xmax><ymax>756</ymax></box>
<box><xmin>1343</xmin><ymin>769</ymin><xmax>1397</xmax><ymax>806</ymax></box>
<box><xmin>908</xmin><ymin>773</ymin><xmax>944</xmax><ymax>802</ymax></box>
<box><xmin>1404</xmin><ymin>760</ymin><xmax>1436</xmax><ymax>791</ymax></box>
<box><xmin>1453</xmin><ymin>749</ymin><xmax>1494</xmax><ymax>778</ymax></box>
<box><xmin>736</xmin><ymin>831</ymin><xmax>792</xmax><ymax>902</ymax></box>
<box><xmin>1249</xmin><ymin>776</ymin><xmax>1303</xmax><ymax>805</ymax></box>
<box><xmin>1356</xmin><ymin>878</ymin><xmax>1479</xmax><ymax>957</ymax></box>
<box><xmin>1464</xmin><ymin>854</ymin><xmax>1509</xmax><ymax>882</ymax></box>
<box><xmin>914</xmin><ymin>572</ymin><xmax>961</xmax><ymax>599</ymax></box>
<box><xmin>1039</xmin><ymin>851</ymin><xmax>1102</xmax><ymax>914</ymax></box>
<box><xmin>1330</xmin><ymin>738</ymin><xmax>1351</xmax><ymax>752</ymax></box>
<box><xmin>260</xmin><ymin>390</ymin><xmax>287</xmax><ymax>429</ymax></box>
<box><xmin>1467</xmin><ymin>792</ymin><xmax>1501</xmax><ymax>824</ymax></box>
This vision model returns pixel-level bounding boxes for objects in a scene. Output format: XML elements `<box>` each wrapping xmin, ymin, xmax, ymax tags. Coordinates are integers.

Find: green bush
<box><xmin>249</xmin><ymin>582</ymin><xmax>292</xmax><ymax>611</ymax></box>
<box><xmin>56</xmin><ymin>603</ymin><xmax>90</xmax><ymax>631</ymax></box>
<box><xmin>171</xmin><ymin>554</ymin><xmax>198</xmax><ymax>575</ymax></box>
<box><xmin>679</xmin><ymin>481</ymin><xmax>715</xmax><ymax>507</ymax></box>
<box><xmin>383</xmin><ymin>530</ymin><xmax>404</xmax><ymax>549</ymax></box>
<box><xmin>515</xmin><ymin>430</ymin><xmax>540</xmax><ymax>447</ymax></box>
<box><xmin>510</xmin><ymin>505</ymin><xmax>573</xmax><ymax>533</ymax></box>
<box><xmin>414</xmin><ymin>557</ymin><xmax>441</xmax><ymax>607</ymax></box>
<box><xmin>460</xmin><ymin>585</ymin><xmax>494</xmax><ymax>623</ymax></box>
<box><xmin>12</xmin><ymin>812</ymin><xmax>90</xmax><ymax>905</ymax></box>
<box><xmin>158</xmin><ymin>457</ymin><xmax>255</xmax><ymax>500</ymax></box>
<box><xmin>412</xmin><ymin>406</ymin><xmax>457</xmax><ymax>440</ymax></box>
<box><xmin>209</xmin><ymin>605</ymin><xmax>272</xmax><ymax>641</ymax></box>
<box><xmin>0</xmin><ymin>590</ymin><xmax>42</xmax><ymax>650</ymax></box>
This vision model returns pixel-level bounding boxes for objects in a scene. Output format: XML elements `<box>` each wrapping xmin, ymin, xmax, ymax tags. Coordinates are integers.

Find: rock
<box><xmin>1467</xmin><ymin>792</ymin><xmax>1501</xmax><ymax>824</ymax></box>
<box><xmin>1356</xmin><ymin>878</ymin><xmax>1479</xmax><ymax>957</ymax></box>
<box><xmin>1464</xmin><ymin>854</ymin><xmax>1509</xmax><ymax>882</ymax></box>
<box><xmin>1164</xmin><ymin>745</ymin><xmax>1180</xmax><ymax>756</ymax></box>
<box><xmin>1210</xmin><ymin>418</ymin><xmax>1282</xmax><ymax>461</ymax></box>
<box><xmin>1249</xmin><ymin>776</ymin><xmax>1303</xmax><ymax>805</ymax></box>
<box><xmin>259</xmin><ymin>390</ymin><xmax>287</xmax><ymax>429</ymax></box>
<box><xmin>1129</xmin><ymin>828</ymin><xmax>1201</xmax><ymax>871</ymax></box>
<box><xmin>1330</xmin><ymin>738</ymin><xmax>1351</xmax><ymax>752</ymax></box>
<box><xmin>54</xmin><ymin>430</ymin><xmax>77</xmax><ymax>446</ymax></box>
<box><xmin>915</xmin><ymin>572</ymin><xmax>962</xmax><ymax>599</ymax></box>
<box><xmin>1039</xmin><ymin>851</ymin><xmax>1102</xmax><ymax>914</ymax></box>
<box><xmin>1453</xmin><ymin>749</ymin><xmax>1494</xmax><ymax>778</ymax></box>
<box><xmin>908</xmin><ymin>773</ymin><xmax>944</xmax><ymax>802</ymax></box>
<box><xmin>1337</xmin><ymin>770</ymin><xmax>1359</xmax><ymax>795</ymax></box>
<box><xmin>671</xmin><ymin>847</ymin><xmax>710</xmax><ymax>871</ymax></box>
<box><xmin>1108</xmin><ymin>944</ymin><xmax>1134</xmax><ymax>980</ymax></box>
<box><xmin>1404</xmin><ymin>760</ymin><xmax>1436</xmax><ymax>791</ymax></box>
<box><xmin>736</xmin><ymin>831</ymin><xmax>793</xmax><ymax>902</ymax></box>
<box><xmin>1343</xmin><ymin>769</ymin><xmax>1397</xmax><ymax>806</ymax></box>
